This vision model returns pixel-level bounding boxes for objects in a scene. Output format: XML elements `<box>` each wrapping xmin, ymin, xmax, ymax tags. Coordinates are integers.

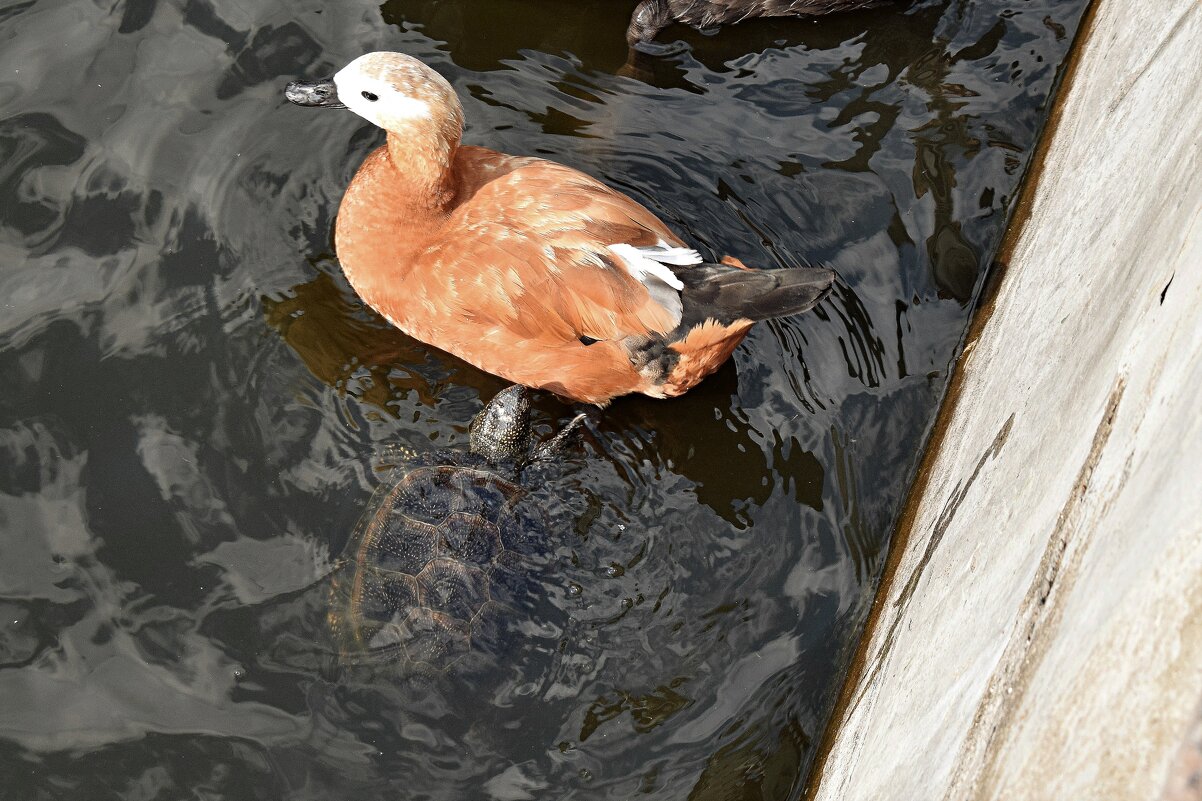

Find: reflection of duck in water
<box><xmin>286</xmin><ymin>53</ymin><xmax>834</xmax><ymax>405</ymax></box>
<box><xmin>626</xmin><ymin>0</ymin><xmax>891</xmax><ymax>45</ymax></box>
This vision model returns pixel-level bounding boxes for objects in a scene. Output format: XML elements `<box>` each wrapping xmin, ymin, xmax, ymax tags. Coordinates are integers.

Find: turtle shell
<box><xmin>329</xmin><ymin>449</ymin><xmax>543</xmax><ymax>671</ymax></box>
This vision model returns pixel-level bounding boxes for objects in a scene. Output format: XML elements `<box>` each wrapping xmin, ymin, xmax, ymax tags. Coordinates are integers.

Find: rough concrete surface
<box><xmin>808</xmin><ymin>0</ymin><xmax>1202</xmax><ymax>799</ymax></box>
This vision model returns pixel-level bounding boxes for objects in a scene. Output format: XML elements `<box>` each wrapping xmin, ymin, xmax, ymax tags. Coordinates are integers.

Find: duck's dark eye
<box><xmin>361</xmin><ymin>91</ymin><xmax>379</xmax><ymax>102</ymax></box>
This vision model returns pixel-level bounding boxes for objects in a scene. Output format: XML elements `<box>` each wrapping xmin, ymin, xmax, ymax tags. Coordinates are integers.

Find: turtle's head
<box><xmin>469</xmin><ymin>385</ymin><xmax>532</xmax><ymax>463</ymax></box>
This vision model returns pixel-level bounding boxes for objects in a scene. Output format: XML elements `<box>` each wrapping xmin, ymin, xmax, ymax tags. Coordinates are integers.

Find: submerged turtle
<box><xmin>328</xmin><ymin>386</ymin><xmax>584</xmax><ymax>671</ymax></box>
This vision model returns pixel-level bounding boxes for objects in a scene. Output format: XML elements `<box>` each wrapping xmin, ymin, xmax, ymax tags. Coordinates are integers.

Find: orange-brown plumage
<box><xmin>286</xmin><ymin>53</ymin><xmax>835</xmax><ymax>405</ymax></box>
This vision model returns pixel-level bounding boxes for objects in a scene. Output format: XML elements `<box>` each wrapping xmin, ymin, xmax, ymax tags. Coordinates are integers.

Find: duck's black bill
<box><xmin>285</xmin><ymin>77</ymin><xmax>346</xmax><ymax>108</ymax></box>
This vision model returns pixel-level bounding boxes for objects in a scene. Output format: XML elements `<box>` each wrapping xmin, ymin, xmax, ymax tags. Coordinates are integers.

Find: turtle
<box><xmin>327</xmin><ymin>385</ymin><xmax>585</xmax><ymax>672</ymax></box>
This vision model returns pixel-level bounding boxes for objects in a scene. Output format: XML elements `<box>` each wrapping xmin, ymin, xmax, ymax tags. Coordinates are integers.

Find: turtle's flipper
<box><xmin>531</xmin><ymin>412</ymin><xmax>588</xmax><ymax>463</ymax></box>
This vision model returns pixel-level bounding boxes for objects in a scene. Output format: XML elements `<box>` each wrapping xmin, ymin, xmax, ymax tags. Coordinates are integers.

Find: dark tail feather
<box><xmin>672</xmin><ymin>263</ymin><xmax>836</xmax><ymax>326</ymax></box>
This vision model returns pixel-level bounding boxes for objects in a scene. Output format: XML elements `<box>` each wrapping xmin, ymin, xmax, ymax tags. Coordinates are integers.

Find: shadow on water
<box><xmin>0</xmin><ymin>0</ymin><xmax>1087</xmax><ymax>797</ymax></box>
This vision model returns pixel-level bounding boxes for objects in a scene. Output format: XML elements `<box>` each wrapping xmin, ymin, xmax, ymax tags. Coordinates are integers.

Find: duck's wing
<box><xmin>424</xmin><ymin>160</ymin><xmax>696</xmax><ymax>344</ymax></box>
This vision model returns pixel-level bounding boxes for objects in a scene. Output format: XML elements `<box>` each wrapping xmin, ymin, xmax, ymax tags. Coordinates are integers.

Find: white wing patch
<box><xmin>608</xmin><ymin>243</ymin><xmax>701</xmax><ymax>330</ymax></box>
<box><xmin>644</xmin><ymin>243</ymin><xmax>704</xmax><ymax>266</ymax></box>
<box><xmin>608</xmin><ymin>243</ymin><xmax>699</xmax><ymax>290</ymax></box>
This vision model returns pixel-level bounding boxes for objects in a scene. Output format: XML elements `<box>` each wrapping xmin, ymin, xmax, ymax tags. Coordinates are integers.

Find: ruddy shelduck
<box><xmin>286</xmin><ymin>52</ymin><xmax>834</xmax><ymax>405</ymax></box>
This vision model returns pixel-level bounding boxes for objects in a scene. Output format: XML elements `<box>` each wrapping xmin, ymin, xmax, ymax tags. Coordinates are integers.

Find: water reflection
<box><xmin>0</xmin><ymin>0</ymin><xmax>1087</xmax><ymax>797</ymax></box>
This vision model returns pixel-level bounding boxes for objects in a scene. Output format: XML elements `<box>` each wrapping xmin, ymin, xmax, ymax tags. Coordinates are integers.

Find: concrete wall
<box><xmin>807</xmin><ymin>0</ymin><xmax>1202</xmax><ymax>798</ymax></box>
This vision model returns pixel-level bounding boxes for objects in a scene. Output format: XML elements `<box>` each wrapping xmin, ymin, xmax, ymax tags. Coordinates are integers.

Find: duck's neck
<box><xmin>335</xmin><ymin>132</ymin><xmax>461</xmax><ymax>315</ymax></box>
<box><xmin>385</xmin><ymin>132</ymin><xmax>458</xmax><ymax>212</ymax></box>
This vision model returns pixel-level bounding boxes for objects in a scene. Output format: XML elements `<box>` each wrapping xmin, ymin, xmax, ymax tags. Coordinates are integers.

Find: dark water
<box><xmin>0</xmin><ymin>0</ymin><xmax>1087</xmax><ymax>797</ymax></box>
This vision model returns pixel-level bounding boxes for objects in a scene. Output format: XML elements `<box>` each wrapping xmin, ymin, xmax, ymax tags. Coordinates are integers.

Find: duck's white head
<box><xmin>287</xmin><ymin>52</ymin><xmax>464</xmax><ymax>146</ymax></box>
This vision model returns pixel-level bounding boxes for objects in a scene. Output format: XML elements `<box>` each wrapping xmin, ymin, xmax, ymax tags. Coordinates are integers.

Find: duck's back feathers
<box><xmin>424</xmin><ymin>152</ymin><xmax>693</xmax><ymax>343</ymax></box>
